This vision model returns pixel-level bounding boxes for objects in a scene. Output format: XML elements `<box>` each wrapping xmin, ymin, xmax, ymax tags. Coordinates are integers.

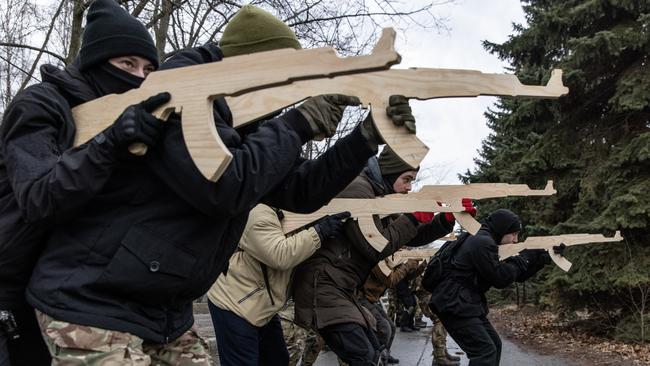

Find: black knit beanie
<box><xmin>79</xmin><ymin>0</ymin><xmax>159</xmax><ymax>71</ymax></box>
<box><xmin>485</xmin><ymin>209</ymin><xmax>522</xmax><ymax>242</ymax></box>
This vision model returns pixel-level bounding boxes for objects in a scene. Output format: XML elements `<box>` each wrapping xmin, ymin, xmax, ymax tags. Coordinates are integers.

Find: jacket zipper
<box><xmin>237</xmin><ymin>286</ymin><xmax>264</xmax><ymax>304</ymax></box>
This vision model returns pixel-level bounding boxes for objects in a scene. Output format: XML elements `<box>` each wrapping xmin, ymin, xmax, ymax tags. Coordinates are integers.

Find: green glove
<box><xmin>386</xmin><ymin>95</ymin><xmax>416</xmax><ymax>133</ymax></box>
<box><xmin>297</xmin><ymin>94</ymin><xmax>361</xmax><ymax>140</ymax></box>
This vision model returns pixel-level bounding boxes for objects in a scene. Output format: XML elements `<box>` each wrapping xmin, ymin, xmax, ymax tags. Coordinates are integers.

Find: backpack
<box><xmin>421</xmin><ymin>233</ymin><xmax>469</xmax><ymax>293</ymax></box>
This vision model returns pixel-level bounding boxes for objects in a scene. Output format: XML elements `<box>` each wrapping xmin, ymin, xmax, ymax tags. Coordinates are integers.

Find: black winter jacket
<box><xmin>12</xmin><ymin>43</ymin><xmax>374</xmax><ymax>342</ymax></box>
<box><xmin>428</xmin><ymin>224</ymin><xmax>546</xmax><ymax>319</ymax></box>
<box><xmin>0</xmin><ymin>61</ymin><xmax>113</xmax><ymax>309</ymax></box>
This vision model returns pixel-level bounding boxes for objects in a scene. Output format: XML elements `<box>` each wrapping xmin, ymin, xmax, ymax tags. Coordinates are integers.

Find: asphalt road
<box><xmin>313</xmin><ymin>321</ymin><xmax>578</xmax><ymax>366</ymax></box>
<box><xmin>194</xmin><ymin>304</ymin><xmax>576</xmax><ymax>366</ymax></box>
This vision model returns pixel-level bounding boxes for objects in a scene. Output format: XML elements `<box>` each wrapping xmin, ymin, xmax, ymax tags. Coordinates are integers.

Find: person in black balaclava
<box><xmin>11</xmin><ymin>1</ymin><xmax>397</xmax><ymax>365</ymax></box>
<box><xmin>0</xmin><ymin>0</ymin><xmax>166</xmax><ymax>365</ymax></box>
<box><xmin>428</xmin><ymin>209</ymin><xmax>560</xmax><ymax>366</ymax></box>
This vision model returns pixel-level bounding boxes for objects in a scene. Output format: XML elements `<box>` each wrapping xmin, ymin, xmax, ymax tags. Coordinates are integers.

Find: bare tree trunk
<box><xmin>66</xmin><ymin>0</ymin><xmax>87</xmax><ymax>65</ymax></box>
<box><xmin>154</xmin><ymin>0</ymin><xmax>173</xmax><ymax>60</ymax></box>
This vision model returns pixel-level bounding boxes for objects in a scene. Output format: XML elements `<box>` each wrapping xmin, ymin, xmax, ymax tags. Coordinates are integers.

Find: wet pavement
<box><xmin>194</xmin><ymin>304</ymin><xmax>577</xmax><ymax>365</ymax></box>
<box><xmin>313</xmin><ymin>321</ymin><xmax>579</xmax><ymax>366</ymax></box>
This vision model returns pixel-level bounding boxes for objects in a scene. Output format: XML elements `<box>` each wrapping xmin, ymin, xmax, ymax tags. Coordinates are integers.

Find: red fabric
<box><xmin>412</xmin><ymin>211</ymin><xmax>434</xmax><ymax>223</ymax></box>
<box><xmin>462</xmin><ymin>198</ymin><xmax>477</xmax><ymax>217</ymax></box>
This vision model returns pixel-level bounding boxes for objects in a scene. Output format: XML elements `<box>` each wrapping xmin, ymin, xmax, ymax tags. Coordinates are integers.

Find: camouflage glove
<box><xmin>403</xmin><ymin>259</ymin><xmax>420</xmax><ymax>273</ymax></box>
<box><xmin>386</xmin><ymin>95</ymin><xmax>416</xmax><ymax>133</ymax></box>
<box><xmin>297</xmin><ymin>94</ymin><xmax>360</xmax><ymax>140</ymax></box>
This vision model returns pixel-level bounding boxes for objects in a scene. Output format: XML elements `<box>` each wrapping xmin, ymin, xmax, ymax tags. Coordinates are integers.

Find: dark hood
<box><xmin>480</xmin><ymin>208</ymin><xmax>522</xmax><ymax>244</ymax></box>
<box><xmin>362</xmin><ymin>156</ymin><xmax>392</xmax><ymax>196</ymax></box>
<box><xmin>40</xmin><ymin>59</ymin><xmax>98</xmax><ymax>108</ymax></box>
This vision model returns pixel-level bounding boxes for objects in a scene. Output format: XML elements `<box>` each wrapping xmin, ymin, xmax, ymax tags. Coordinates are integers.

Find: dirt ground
<box><xmin>490</xmin><ymin>305</ymin><xmax>650</xmax><ymax>366</ymax></box>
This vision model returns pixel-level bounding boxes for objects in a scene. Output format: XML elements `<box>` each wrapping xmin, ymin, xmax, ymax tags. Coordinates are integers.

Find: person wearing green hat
<box><xmin>17</xmin><ymin>3</ymin><xmax>418</xmax><ymax>365</ymax></box>
<box><xmin>291</xmin><ymin>145</ymin><xmax>464</xmax><ymax>365</ymax></box>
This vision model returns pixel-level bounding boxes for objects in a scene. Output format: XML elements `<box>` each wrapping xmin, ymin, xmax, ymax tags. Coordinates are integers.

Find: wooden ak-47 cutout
<box><xmin>390</xmin><ymin>181</ymin><xmax>556</xmax><ymax>235</ymax></box>
<box><xmin>72</xmin><ymin>29</ymin><xmax>400</xmax><ymax>181</ymax></box>
<box><xmin>281</xmin><ymin>181</ymin><xmax>556</xmax><ymax>252</ymax></box>
<box><xmin>226</xmin><ymin>69</ymin><xmax>568</xmax><ymax>169</ymax></box>
<box><xmin>378</xmin><ymin>248</ymin><xmax>439</xmax><ymax>276</ymax></box>
<box><xmin>499</xmin><ymin>232</ymin><xmax>623</xmax><ymax>271</ymax></box>
<box><xmin>73</xmin><ymin>28</ymin><xmax>568</xmax><ymax>182</ymax></box>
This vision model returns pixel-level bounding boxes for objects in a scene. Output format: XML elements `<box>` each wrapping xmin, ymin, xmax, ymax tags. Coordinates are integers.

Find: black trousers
<box><xmin>438</xmin><ymin>314</ymin><xmax>501</xmax><ymax>366</ymax></box>
<box><xmin>360</xmin><ymin>298</ymin><xmax>395</xmax><ymax>352</ymax></box>
<box><xmin>0</xmin><ymin>305</ymin><xmax>51</xmax><ymax>366</ymax></box>
<box><xmin>319</xmin><ymin>323</ymin><xmax>381</xmax><ymax>366</ymax></box>
<box><xmin>208</xmin><ymin>301</ymin><xmax>288</xmax><ymax>366</ymax></box>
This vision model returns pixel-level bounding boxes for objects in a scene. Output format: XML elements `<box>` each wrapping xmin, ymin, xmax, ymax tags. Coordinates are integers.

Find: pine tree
<box><xmin>462</xmin><ymin>0</ymin><xmax>650</xmax><ymax>341</ymax></box>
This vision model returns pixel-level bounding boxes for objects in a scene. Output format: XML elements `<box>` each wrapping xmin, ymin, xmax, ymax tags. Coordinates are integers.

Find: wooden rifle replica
<box><xmin>499</xmin><ymin>232</ymin><xmax>624</xmax><ymax>271</ymax></box>
<box><xmin>72</xmin><ymin>28</ymin><xmax>568</xmax><ymax>182</ymax></box>
<box><xmin>378</xmin><ymin>248</ymin><xmax>439</xmax><ymax>276</ymax></box>
<box><xmin>281</xmin><ymin>181</ymin><xmax>556</xmax><ymax>252</ymax></box>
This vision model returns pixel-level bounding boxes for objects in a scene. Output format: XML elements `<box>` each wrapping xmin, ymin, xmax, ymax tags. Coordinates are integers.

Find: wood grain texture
<box><xmin>282</xmin><ymin>181</ymin><xmax>557</xmax><ymax>252</ymax></box>
<box><xmin>227</xmin><ymin>70</ymin><xmax>569</xmax><ymax>169</ymax></box>
<box><xmin>72</xmin><ymin>28</ymin><xmax>400</xmax><ymax>181</ymax></box>
<box><xmin>499</xmin><ymin>231</ymin><xmax>623</xmax><ymax>271</ymax></box>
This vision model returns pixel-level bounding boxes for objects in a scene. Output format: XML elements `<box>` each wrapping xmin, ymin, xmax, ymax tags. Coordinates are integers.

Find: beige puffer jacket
<box><xmin>207</xmin><ymin>204</ymin><xmax>320</xmax><ymax>327</ymax></box>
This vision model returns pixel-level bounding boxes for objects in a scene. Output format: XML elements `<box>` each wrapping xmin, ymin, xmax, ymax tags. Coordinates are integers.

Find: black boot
<box><xmin>446</xmin><ymin>351</ymin><xmax>461</xmax><ymax>362</ymax></box>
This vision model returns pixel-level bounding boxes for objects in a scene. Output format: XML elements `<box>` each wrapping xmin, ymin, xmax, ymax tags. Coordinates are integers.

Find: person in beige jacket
<box><xmin>207</xmin><ymin>204</ymin><xmax>349</xmax><ymax>366</ymax></box>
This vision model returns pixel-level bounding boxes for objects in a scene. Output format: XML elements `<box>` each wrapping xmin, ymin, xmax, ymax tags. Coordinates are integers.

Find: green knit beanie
<box><xmin>220</xmin><ymin>5</ymin><xmax>301</xmax><ymax>57</ymax></box>
<box><xmin>377</xmin><ymin>146</ymin><xmax>418</xmax><ymax>175</ymax></box>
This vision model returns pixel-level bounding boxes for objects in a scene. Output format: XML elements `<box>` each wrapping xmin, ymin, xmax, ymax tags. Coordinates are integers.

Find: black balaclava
<box><xmin>84</xmin><ymin>62</ymin><xmax>145</xmax><ymax>97</ymax></box>
<box><xmin>483</xmin><ymin>209</ymin><xmax>522</xmax><ymax>244</ymax></box>
<box><xmin>79</xmin><ymin>0</ymin><xmax>159</xmax><ymax>72</ymax></box>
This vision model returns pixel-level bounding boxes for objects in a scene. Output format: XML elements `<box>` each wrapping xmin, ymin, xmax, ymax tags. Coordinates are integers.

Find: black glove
<box><xmin>313</xmin><ymin>212</ymin><xmax>351</xmax><ymax>241</ymax></box>
<box><xmin>102</xmin><ymin>92</ymin><xmax>171</xmax><ymax>148</ymax></box>
<box><xmin>553</xmin><ymin>243</ymin><xmax>567</xmax><ymax>256</ymax></box>
<box><xmin>386</xmin><ymin>95</ymin><xmax>416</xmax><ymax>133</ymax></box>
<box><xmin>506</xmin><ymin>255</ymin><xmax>529</xmax><ymax>274</ymax></box>
<box><xmin>519</xmin><ymin>248</ymin><xmax>548</xmax><ymax>264</ymax></box>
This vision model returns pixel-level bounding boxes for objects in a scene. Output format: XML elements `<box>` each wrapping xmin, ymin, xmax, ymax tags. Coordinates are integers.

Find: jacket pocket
<box><xmin>458</xmin><ymin>287</ymin><xmax>482</xmax><ymax>304</ymax></box>
<box><xmin>237</xmin><ymin>286</ymin><xmax>264</xmax><ymax>304</ymax></box>
<box><xmin>95</xmin><ymin>225</ymin><xmax>197</xmax><ymax>304</ymax></box>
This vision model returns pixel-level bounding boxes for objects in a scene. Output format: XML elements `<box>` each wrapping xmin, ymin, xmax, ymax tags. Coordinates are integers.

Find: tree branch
<box><xmin>0</xmin><ymin>42</ymin><xmax>66</xmax><ymax>63</ymax></box>
<box><xmin>18</xmin><ymin>0</ymin><xmax>66</xmax><ymax>92</ymax></box>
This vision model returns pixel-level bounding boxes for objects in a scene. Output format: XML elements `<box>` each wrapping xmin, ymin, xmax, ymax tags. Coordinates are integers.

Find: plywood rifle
<box><xmin>499</xmin><ymin>232</ymin><xmax>624</xmax><ymax>271</ymax></box>
<box><xmin>282</xmin><ymin>181</ymin><xmax>556</xmax><ymax>252</ymax></box>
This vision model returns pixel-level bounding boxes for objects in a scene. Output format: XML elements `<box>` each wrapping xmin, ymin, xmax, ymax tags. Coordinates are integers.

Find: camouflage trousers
<box><xmin>415</xmin><ymin>292</ymin><xmax>448</xmax><ymax>361</ymax></box>
<box><xmin>280</xmin><ymin>315</ymin><xmax>324</xmax><ymax>366</ymax></box>
<box><xmin>36</xmin><ymin>310</ymin><xmax>211</xmax><ymax>366</ymax></box>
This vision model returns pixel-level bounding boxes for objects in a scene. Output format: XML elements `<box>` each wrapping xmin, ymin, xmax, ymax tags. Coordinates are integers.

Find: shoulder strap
<box><xmin>260</xmin><ymin>262</ymin><xmax>275</xmax><ymax>306</ymax></box>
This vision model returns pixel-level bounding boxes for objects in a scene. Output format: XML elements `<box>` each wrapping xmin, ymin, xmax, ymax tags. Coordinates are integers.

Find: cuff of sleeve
<box><xmin>404</xmin><ymin>213</ymin><xmax>420</xmax><ymax>227</ymax></box>
<box><xmin>283</xmin><ymin>109</ymin><xmax>313</xmax><ymax>144</ymax></box>
<box><xmin>89</xmin><ymin>131</ymin><xmax>119</xmax><ymax>163</ymax></box>
<box><xmin>307</xmin><ymin>227</ymin><xmax>322</xmax><ymax>249</ymax></box>
<box><xmin>352</xmin><ymin>124</ymin><xmax>379</xmax><ymax>155</ymax></box>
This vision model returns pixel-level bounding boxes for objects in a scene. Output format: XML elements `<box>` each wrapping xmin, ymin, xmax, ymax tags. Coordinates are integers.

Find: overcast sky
<box><xmin>393</xmin><ymin>0</ymin><xmax>526</xmax><ymax>185</ymax></box>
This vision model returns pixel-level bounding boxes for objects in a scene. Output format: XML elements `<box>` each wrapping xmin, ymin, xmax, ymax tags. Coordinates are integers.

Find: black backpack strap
<box><xmin>260</xmin><ymin>262</ymin><xmax>275</xmax><ymax>306</ymax></box>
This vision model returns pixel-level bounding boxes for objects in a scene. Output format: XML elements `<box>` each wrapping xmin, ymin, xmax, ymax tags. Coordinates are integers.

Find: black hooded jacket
<box><xmin>428</xmin><ymin>209</ymin><xmax>525</xmax><ymax>318</ymax></box>
<box><xmin>0</xmin><ymin>61</ymin><xmax>114</xmax><ymax>309</ymax></box>
<box><xmin>1</xmin><ymin>43</ymin><xmax>375</xmax><ymax>341</ymax></box>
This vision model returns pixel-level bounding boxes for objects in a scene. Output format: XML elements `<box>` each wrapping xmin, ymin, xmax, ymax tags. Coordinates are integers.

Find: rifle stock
<box><xmin>498</xmin><ymin>231</ymin><xmax>623</xmax><ymax>271</ymax></box>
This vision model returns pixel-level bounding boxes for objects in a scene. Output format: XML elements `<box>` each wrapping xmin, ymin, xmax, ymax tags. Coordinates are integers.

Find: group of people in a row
<box><xmin>0</xmin><ymin>2</ymin><xmax>556</xmax><ymax>366</ymax></box>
